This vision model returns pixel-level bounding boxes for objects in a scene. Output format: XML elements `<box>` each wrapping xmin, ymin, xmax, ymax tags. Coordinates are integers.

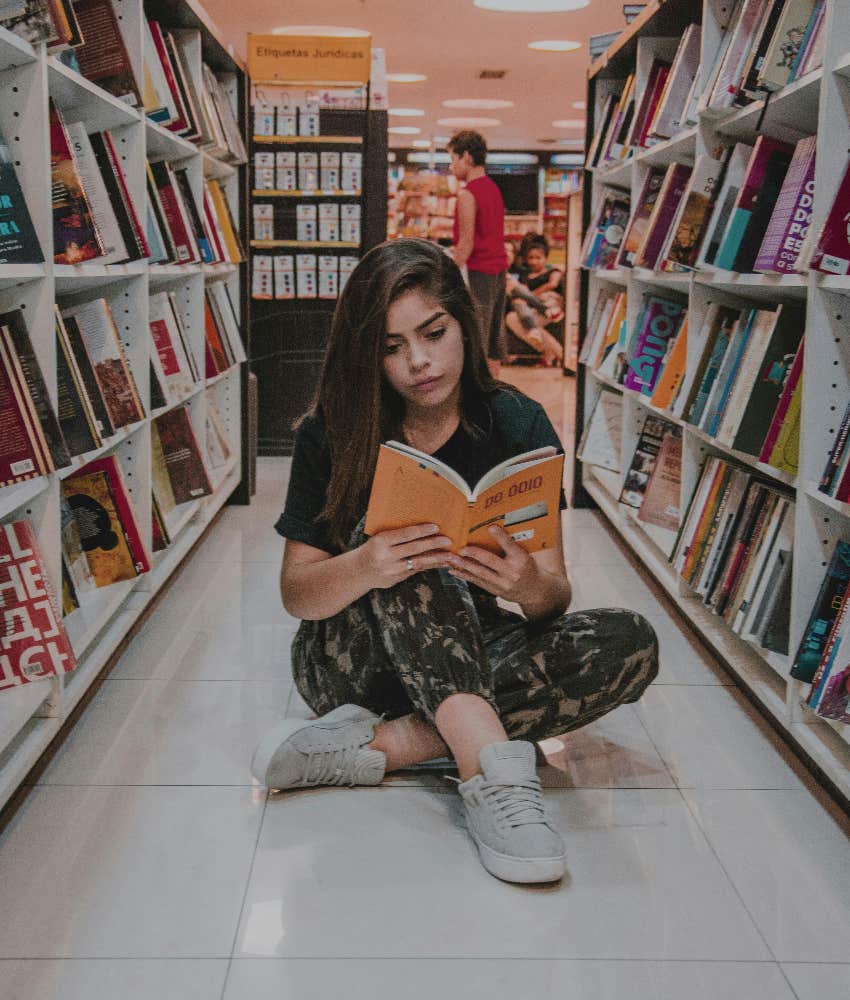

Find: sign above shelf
<box><xmin>248</xmin><ymin>33</ymin><xmax>372</xmax><ymax>86</ymax></box>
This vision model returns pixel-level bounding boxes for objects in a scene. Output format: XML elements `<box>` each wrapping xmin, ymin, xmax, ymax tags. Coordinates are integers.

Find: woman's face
<box><xmin>382</xmin><ymin>288</ymin><xmax>465</xmax><ymax>417</ymax></box>
<box><xmin>504</xmin><ymin>242</ymin><xmax>516</xmax><ymax>267</ymax></box>
<box><xmin>526</xmin><ymin>247</ymin><xmax>547</xmax><ymax>273</ymax></box>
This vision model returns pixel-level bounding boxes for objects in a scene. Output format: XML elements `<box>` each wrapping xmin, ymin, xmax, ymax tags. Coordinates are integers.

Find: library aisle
<box><xmin>0</xmin><ymin>369</ymin><xmax>844</xmax><ymax>1000</ymax></box>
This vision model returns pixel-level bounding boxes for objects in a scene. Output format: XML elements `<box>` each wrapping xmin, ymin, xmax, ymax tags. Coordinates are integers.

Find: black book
<box><xmin>731</xmin><ymin>308</ymin><xmax>804</xmax><ymax>456</ymax></box>
<box><xmin>760</xmin><ymin>549</ymin><xmax>793</xmax><ymax>655</ymax></box>
<box><xmin>55</xmin><ymin>313</ymin><xmax>100</xmax><ymax>456</ymax></box>
<box><xmin>0</xmin><ymin>308</ymin><xmax>70</xmax><ymax>470</ymax></box>
<box><xmin>731</xmin><ymin>148</ymin><xmax>793</xmax><ymax>272</ymax></box>
<box><xmin>165</xmin><ymin>31</ymin><xmax>201</xmax><ymax>141</ymax></box>
<box><xmin>88</xmin><ymin>131</ymin><xmax>145</xmax><ymax>263</ymax></box>
<box><xmin>60</xmin><ymin>313</ymin><xmax>115</xmax><ymax>439</ymax></box>
<box><xmin>173</xmin><ymin>168</ymin><xmax>212</xmax><ymax>263</ymax></box>
<box><xmin>0</xmin><ymin>135</ymin><xmax>44</xmax><ymax>264</ymax></box>
<box><xmin>146</xmin><ymin>164</ymin><xmax>177</xmax><ymax>264</ymax></box>
<box><xmin>150</xmin><ymin>360</ymin><xmax>166</xmax><ymax>411</ymax></box>
<box><xmin>710</xmin><ymin>482</ymin><xmax>767</xmax><ymax>616</ymax></box>
<box><xmin>791</xmin><ymin>541</ymin><xmax>850</xmax><ymax>682</ymax></box>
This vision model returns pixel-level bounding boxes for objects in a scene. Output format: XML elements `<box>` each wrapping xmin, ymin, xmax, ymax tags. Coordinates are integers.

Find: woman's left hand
<box><xmin>447</xmin><ymin>524</ymin><xmax>539</xmax><ymax>602</ymax></box>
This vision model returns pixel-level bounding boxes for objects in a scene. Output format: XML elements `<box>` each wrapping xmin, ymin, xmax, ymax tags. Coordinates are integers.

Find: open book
<box><xmin>365</xmin><ymin>442</ymin><xmax>565</xmax><ymax>554</ymax></box>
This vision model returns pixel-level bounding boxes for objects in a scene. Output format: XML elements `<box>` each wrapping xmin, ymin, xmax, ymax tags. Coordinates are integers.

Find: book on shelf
<box><xmin>172</xmin><ymin>167</ymin><xmax>213</xmax><ymax>264</ymax></box>
<box><xmin>810</xmin><ymin>158</ymin><xmax>850</xmax><ymax>275</ymax></box>
<box><xmin>0</xmin><ymin>519</ymin><xmax>76</xmax><ymax>691</ymax></box>
<box><xmin>88</xmin><ymin>130</ymin><xmax>150</xmax><ymax>262</ymax></box>
<box><xmin>635</xmin><ymin>428</ymin><xmax>682</xmax><ymax>533</ymax></box>
<box><xmin>757</xmin><ymin>0</ymin><xmax>818</xmax><ymax>94</ymax></box>
<box><xmin>50</xmin><ymin>100</ymin><xmax>104</xmax><ymax>265</ymax></box>
<box><xmin>151</xmin><ymin>493</ymin><xmax>170</xmax><ymax>552</ymax></box>
<box><xmin>628</xmin><ymin>58</ymin><xmax>671</xmax><ymax>152</ymax></box>
<box><xmin>577</xmin><ymin>388</ymin><xmax>622</xmax><ymax>473</ymax></box>
<box><xmin>714</xmin><ymin>136</ymin><xmax>794</xmax><ymax>272</ymax></box>
<box><xmin>61</xmin><ymin>298</ymin><xmax>145</xmax><ymax>431</ymax></box>
<box><xmin>622</xmin><ymin>295</ymin><xmax>687</xmax><ymax>396</ymax></box>
<box><xmin>791</xmin><ymin>541</ymin><xmax>850</xmax><ymax>683</ymax></box>
<box><xmin>645</xmin><ymin>24</ymin><xmax>701</xmax><ymax>143</ymax></box>
<box><xmin>148</xmin><ymin>291</ymin><xmax>197</xmax><ymax>404</ymax></box>
<box><xmin>0</xmin><ymin>307</ymin><xmax>69</xmax><ymax>485</ymax></box>
<box><xmin>754</xmin><ymin>134</ymin><xmax>816</xmax><ymax>274</ymax></box>
<box><xmin>0</xmin><ymin>1</ymin><xmax>56</xmax><ymax>46</ymax></box>
<box><xmin>684</xmin><ymin>305</ymin><xmax>740</xmax><ymax>427</ymax></box>
<box><xmin>147</xmin><ymin>21</ymin><xmax>194</xmax><ymax>136</ymax></box>
<box><xmin>150</xmin><ymin>416</ymin><xmax>177</xmax><ymax>522</ymax></box>
<box><xmin>205</xmin><ymin>395</ymin><xmax>231</xmax><ymax>470</ymax></box>
<box><xmin>699</xmin><ymin>308</ymin><xmax>768</xmax><ymax>440</ymax></box>
<box><xmin>598</xmin><ymin>73</ymin><xmax>635</xmax><ymax>166</ymax></box>
<box><xmin>707</xmin><ymin>0</ymin><xmax>767</xmax><ymax>110</ymax></box>
<box><xmin>0</xmin><ymin>131</ymin><xmax>44</xmax><ymax>264</ymax></box>
<box><xmin>617</xmin><ymin>168</ymin><xmax>665</xmax><ymax>268</ymax></box>
<box><xmin>619</xmin><ymin>415</ymin><xmax>668</xmax><ymax>509</ymax></box>
<box><xmin>649</xmin><ymin>314</ymin><xmax>688</xmax><ymax>412</ymax></box>
<box><xmin>581</xmin><ymin>188</ymin><xmax>630</xmax><ymax>270</ymax></box>
<box><xmin>61</xmin><ymin>454</ymin><xmax>151</xmax><ymax>587</ymax></box>
<box><xmin>148</xmin><ymin>160</ymin><xmax>201</xmax><ymax>265</ymax></box>
<box><xmin>807</xmin><ymin>590</ymin><xmax>850</xmax><ymax>724</ymax></box>
<box><xmin>60</xmin><ymin>492</ymin><xmax>94</xmax><ymax>615</ymax></box>
<box><xmin>742</xmin><ymin>501</ymin><xmax>793</xmax><ymax>652</ymax></box>
<box><xmin>660</xmin><ymin>154</ymin><xmax>725</xmax><ymax>272</ymax></box>
<box><xmin>365</xmin><ymin>443</ymin><xmax>564</xmax><ymax>555</ymax></box>
<box><xmin>582</xmin><ymin>288</ymin><xmax>626</xmax><ymax>373</ymax></box>
<box><xmin>203</xmin><ymin>293</ymin><xmax>231</xmax><ymax>376</ymax></box>
<box><xmin>206</xmin><ymin>179</ymin><xmax>244</xmax><ymax>263</ymax></box>
<box><xmin>759</xmin><ymin>339</ymin><xmax>803</xmax><ymax>467</ymax></box>
<box><xmin>153</xmin><ymin>405</ymin><xmax>213</xmax><ymax>504</ymax></box>
<box><xmin>71</xmin><ymin>0</ymin><xmax>142</xmax><ymax>107</ymax></box>
<box><xmin>633</xmin><ymin>162</ymin><xmax>691</xmax><ymax>270</ymax></box>
<box><xmin>696</xmin><ymin>142</ymin><xmax>753</xmax><ymax>269</ymax></box>
<box><xmin>585</xmin><ymin>92</ymin><xmax>616</xmax><ymax>170</ymax></box>
<box><xmin>55</xmin><ymin>307</ymin><xmax>102</xmax><ymax>456</ymax></box>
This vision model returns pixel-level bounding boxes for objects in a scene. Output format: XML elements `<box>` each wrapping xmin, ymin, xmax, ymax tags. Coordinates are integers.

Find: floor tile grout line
<box><xmin>221</xmin><ymin>790</ymin><xmax>269</xmax><ymax>997</ymax></box>
<box><xmin>0</xmin><ymin>955</ymin><xmax>842</xmax><ymax>964</ymax></box>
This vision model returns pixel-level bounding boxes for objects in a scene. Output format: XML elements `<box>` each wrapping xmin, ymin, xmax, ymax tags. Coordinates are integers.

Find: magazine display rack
<box><xmin>0</xmin><ymin>0</ymin><xmax>248</xmax><ymax>814</ymax></box>
<box><xmin>576</xmin><ymin>0</ymin><xmax>850</xmax><ymax>802</ymax></box>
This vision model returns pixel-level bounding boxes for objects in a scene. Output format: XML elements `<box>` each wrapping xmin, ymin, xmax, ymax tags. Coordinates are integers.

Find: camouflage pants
<box><xmin>291</xmin><ymin>527</ymin><xmax>659</xmax><ymax>743</ymax></box>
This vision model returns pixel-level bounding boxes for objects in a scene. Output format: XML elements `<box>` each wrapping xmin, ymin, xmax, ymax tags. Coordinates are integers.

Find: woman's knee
<box><xmin>623</xmin><ymin>612</ymin><xmax>659</xmax><ymax>699</ymax></box>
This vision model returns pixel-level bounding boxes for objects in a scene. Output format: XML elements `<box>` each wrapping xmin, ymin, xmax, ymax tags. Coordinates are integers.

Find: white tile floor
<box><xmin>1</xmin><ymin>369</ymin><xmax>848</xmax><ymax>999</ymax></box>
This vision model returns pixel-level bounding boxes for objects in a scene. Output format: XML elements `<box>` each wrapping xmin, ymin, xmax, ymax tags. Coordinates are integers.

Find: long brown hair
<box><xmin>311</xmin><ymin>238</ymin><xmax>498</xmax><ymax>549</ymax></box>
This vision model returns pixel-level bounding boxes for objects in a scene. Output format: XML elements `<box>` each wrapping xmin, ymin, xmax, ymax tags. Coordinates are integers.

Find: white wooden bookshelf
<box><xmin>0</xmin><ymin>3</ymin><xmax>248</xmax><ymax>815</ymax></box>
<box><xmin>576</xmin><ymin>0</ymin><xmax>850</xmax><ymax>804</ymax></box>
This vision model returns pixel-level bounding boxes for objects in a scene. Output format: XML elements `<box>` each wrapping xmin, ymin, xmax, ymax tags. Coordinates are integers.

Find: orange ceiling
<box><xmin>201</xmin><ymin>0</ymin><xmax>629</xmax><ymax>150</ymax></box>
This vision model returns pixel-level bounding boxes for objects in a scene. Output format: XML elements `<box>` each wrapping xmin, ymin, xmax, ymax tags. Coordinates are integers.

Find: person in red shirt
<box><xmin>448</xmin><ymin>130</ymin><xmax>509</xmax><ymax>376</ymax></box>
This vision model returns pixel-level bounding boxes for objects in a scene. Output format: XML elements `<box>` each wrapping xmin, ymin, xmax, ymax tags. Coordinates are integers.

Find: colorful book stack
<box><xmin>673</xmin><ymin>457</ymin><xmax>795</xmax><ymax>655</ymax></box>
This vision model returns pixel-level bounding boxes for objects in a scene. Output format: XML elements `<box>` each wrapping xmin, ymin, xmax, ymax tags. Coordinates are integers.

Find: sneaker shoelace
<box><xmin>481</xmin><ymin>778</ymin><xmax>547</xmax><ymax>829</ymax></box>
<box><xmin>302</xmin><ymin>743</ymin><xmax>364</xmax><ymax>786</ymax></box>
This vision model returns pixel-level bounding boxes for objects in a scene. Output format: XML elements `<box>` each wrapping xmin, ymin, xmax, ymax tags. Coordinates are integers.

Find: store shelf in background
<box><xmin>252</xmin><ymin>135</ymin><xmax>363</xmax><ymax>145</ymax></box>
<box><xmin>250</xmin><ymin>239</ymin><xmax>360</xmax><ymax>249</ymax></box>
<box><xmin>252</xmin><ymin>189</ymin><xmax>361</xmax><ymax>197</ymax></box>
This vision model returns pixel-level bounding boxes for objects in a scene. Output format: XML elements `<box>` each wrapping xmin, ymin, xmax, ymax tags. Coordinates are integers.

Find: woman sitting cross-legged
<box><xmin>251</xmin><ymin>238</ymin><xmax>659</xmax><ymax>885</ymax></box>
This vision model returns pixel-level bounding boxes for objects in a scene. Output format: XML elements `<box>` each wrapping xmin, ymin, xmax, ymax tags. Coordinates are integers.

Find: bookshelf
<box><xmin>0</xmin><ymin>1</ymin><xmax>249</xmax><ymax>815</ymax></box>
<box><xmin>248</xmin><ymin>75</ymin><xmax>387</xmax><ymax>456</ymax></box>
<box><xmin>575</xmin><ymin>0</ymin><xmax>850</xmax><ymax>805</ymax></box>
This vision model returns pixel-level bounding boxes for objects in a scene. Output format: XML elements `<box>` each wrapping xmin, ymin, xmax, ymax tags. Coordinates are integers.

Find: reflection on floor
<box><xmin>0</xmin><ymin>369</ymin><xmax>847</xmax><ymax>1000</ymax></box>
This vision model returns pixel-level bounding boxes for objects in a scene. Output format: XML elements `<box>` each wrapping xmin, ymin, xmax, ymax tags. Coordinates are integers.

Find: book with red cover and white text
<box><xmin>154</xmin><ymin>406</ymin><xmax>212</xmax><ymax>504</ymax></box>
<box><xmin>0</xmin><ymin>519</ymin><xmax>76</xmax><ymax>691</ymax></box>
<box><xmin>755</xmin><ymin>134</ymin><xmax>816</xmax><ymax>274</ymax></box>
<box><xmin>811</xmin><ymin>159</ymin><xmax>850</xmax><ymax>274</ymax></box>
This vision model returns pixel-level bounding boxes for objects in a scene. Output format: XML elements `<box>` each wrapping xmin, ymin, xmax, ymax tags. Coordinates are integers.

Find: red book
<box><xmin>636</xmin><ymin>63</ymin><xmax>671</xmax><ymax>149</ymax></box>
<box><xmin>148</xmin><ymin>161</ymin><xmax>198</xmax><ymax>264</ymax></box>
<box><xmin>204</xmin><ymin>297</ymin><xmax>229</xmax><ymax>374</ymax></box>
<box><xmin>758</xmin><ymin>340</ymin><xmax>804</xmax><ymax>463</ymax></box>
<box><xmin>72</xmin><ymin>0</ymin><xmax>142</xmax><ymax>107</ymax></box>
<box><xmin>811</xmin><ymin>159</ymin><xmax>850</xmax><ymax>274</ymax></box>
<box><xmin>0</xmin><ymin>325</ymin><xmax>53</xmax><ymax>486</ymax></box>
<box><xmin>147</xmin><ymin>21</ymin><xmax>189</xmax><ymax>134</ymax></box>
<box><xmin>155</xmin><ymin>407</ymin><xmax>212</xmax><ymax>504</ymax></box>
<box><xmin>0</xmin><ymin>520</ymin><xmax>76</xmax><ymax>691</ymax></box>
<box><xmin>71</xmin><ymin>454</ymin><xmax>151</xmax><ymax>576</ymax></box>
<box><xmin>50</xmin><ymin>101</ymin><xmax>103</xmax><ymax>264</ymax></box>
<box><xmin>103</xmin><ymin>132</ymin><xmax>150</xmax><ymax>259</ymax></box>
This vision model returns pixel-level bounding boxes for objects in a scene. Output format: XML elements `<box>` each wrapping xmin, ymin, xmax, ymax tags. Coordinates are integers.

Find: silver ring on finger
<box><xmin>406</xmin><ymin>558</ymin><xmax>414</xmax><ymax>571</ymax></box>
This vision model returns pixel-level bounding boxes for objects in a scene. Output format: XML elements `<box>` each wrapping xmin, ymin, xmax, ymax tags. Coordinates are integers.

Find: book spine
<box><xmin>812</xmin><ymin>160</ymin><xmax>850</xmax><ymax>274</ymax></box>
<box><xmin>791</xmin><ymin>540</ymin><xmax>850</xmax><ymax>682</ymax></box>
<box><xmin>754</xmin><ymin>137</ymin><xmax>816</xmax><ymax>273</ymax></box>
<box><xmin>760</xmin><ymin>340</ymin><xmax>804</xmax><ymax>462</ymax></box>
<box><xmin>623</xmin><ymin>298</ymin><xmax>685</xmax><ymax>394</ymax></box>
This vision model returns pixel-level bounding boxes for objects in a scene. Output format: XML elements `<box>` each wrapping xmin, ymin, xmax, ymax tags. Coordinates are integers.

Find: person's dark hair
<box><xmin>310</xmin><ymin>238</ymin><xmax>499</xmax><ymax>549</ymax></box>
<box><xmin>447</xmin><ymin>129</ymin><xmax>488</xmax><ymax>166</ymax></box>
<box><xmin>520</xmin><ymin>232</ymin><xmax>549</xmax><ymax>259</ymax></box>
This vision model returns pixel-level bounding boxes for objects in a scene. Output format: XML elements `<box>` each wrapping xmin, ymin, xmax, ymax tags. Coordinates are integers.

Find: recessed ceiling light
<box><xmin>474</xmin><ymin>1</ymin><xmax>589</xmax><ymax>11</ymax></box>
<box><xmin>411</xmin><ymin>139</ymin><xmax>432</xmax><ymax>148</ymax></box>
<box><xmin>272</xmin><ymin>24</ymin><xmax>370</xmax><ymax>36</ymax></box>
<box><xmin>434</xmin><ymin>135</ymin><xmax>450</xmax><ymax>144</ymax></box>
<box><xmin>572</xmin><ymin>100</ymin><xmax>586</xmax><ymax>110</ymax></box>
<box><xmin>387</xmin><ymin>73</ymin><xmax>427</xmax><ymax>83</ymax></box>
<box><xmin>528</xmin><ymin>39</ymin><xmax>582</xmax><ymax>52</ymax></box>
<box><xmin>389</xmin><ymin>107</ymin><xmax>425</xmax><ymax>117</ymax></box>
<box><xmin>389</xmin><ymin>125</ymin><xmax>421</xmax><ymax>135</ymax></box>
<box><xmin>437</xmin><ymin>116</ymin><xmax>501</xmax><ymax>127</ymax></box>
<box><xmin>552</xmin><ymin>118</ymin><xmax>585</xmax><ymax>128</ymax></box>
<box><xmin>442</xmin><ymin>98</ymin><xmax>515</xmax><ymax>110</ymax></box>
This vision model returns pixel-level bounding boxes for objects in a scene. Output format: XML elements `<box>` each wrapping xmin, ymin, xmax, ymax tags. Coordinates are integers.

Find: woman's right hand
<box><xmin>357</xmin><ymin>524</ymin><xmax>454</xmax><ymax>589</ymax></box>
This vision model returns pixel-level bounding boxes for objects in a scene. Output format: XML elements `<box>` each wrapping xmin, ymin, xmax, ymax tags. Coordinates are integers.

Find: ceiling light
<box><xmin>408</xmin><ymin>152</ymin><xmax>451</xmax><ymax>164</ymax></box>
<box><xmin>442</xmin><ymin>98</ymin><xmax>515</xmax><ymax>110</ymax></box>
<box><xmin>387</xmin><ymin>73</ymin><xmax>427</xmax><ymax>83</ymax></box>
<box><xmin>528</xmin><ymin>40</ymin><xmax>582</xmax><ymax>52</ymax></box>
<box><xmin>272</xmin><ymin>25</ymin><xmax>370</xmax><ymax>36</ymax></box>
<box><xmin>434</xmin><ymin>135</ymin><xmax>450</xmax><ymax>144</ymax></box>
<box><xmin>487</xmin><ymin>153</ymin><xmax>538</xmax><ymax>164</ymax></box>
<box><xmin>474</xmin><ymin>1</ymin><xmax>589</xmax><ymax>11</ymax></box>
<box><xmin>572</xmin><ymin>100</ymin><xmax>586</xmax><ymax>110</ymax></box>
<box><xmin>411</xmin><ymin>139</ymin><xmax>432</xmax><ymax>148</ymax></box>
<box><xmin>552</xmin><ymin>118</ymin><xmax>585</xmax><ymax>128</ymax></box>
<box><xmin>389</xmin><ymin>125</ymin><xmax>421</xmax><ymax>135</ymax></box>
<box><xmin>551</xmin><ymin>153</ymin><xmax>584</xmax><ymax>166</ymax></box>
<box><xmin>437</xmin><ymin>116</ymin><xmax>501</xmax><ymax>127</ymax></box>
<box><xmin>389</xmin><ymin>107</ymin><xmax>425</xmax><ymax>116</ymax></box>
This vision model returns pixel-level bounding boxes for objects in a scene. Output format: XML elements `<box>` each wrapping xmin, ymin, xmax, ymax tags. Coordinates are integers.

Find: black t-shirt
<box><xmin>275</xmin><ymin>387</ymin><xmax>567</xmax><ymax>554</ymax></box>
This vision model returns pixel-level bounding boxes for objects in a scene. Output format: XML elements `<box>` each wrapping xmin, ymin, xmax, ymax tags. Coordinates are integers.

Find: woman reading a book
<box><xmin>254</xmin><ymin>238</ymin><xmax>658</xmax><ymax>884</ymax></box>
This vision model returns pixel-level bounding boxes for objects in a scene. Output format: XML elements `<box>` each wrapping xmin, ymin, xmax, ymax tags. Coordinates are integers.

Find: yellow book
<box><xmin>650</xmin><ymin>315</ymin><xmax>688</xmax><ymax>410</ymax></box>
<box><xmin>682</xmin><ymin>462</ymin><xmax>729</xmax><ymax>583</ymax></box>
<box><xmin>768</xmin><ymin>374</ymin><xmax>802</xmax><ymax>475</ymax></box>
<box><xmin>207</xmin><ymin>180</ymin><xmax>243</xmax><ymax>263</ymax></box>
<box><xmin>365</xmin><ymin>443</ymin><xmax>564</xmax><ymax>555</ymax></box>
<box><xmin>594</xmin><ymin>292</ymin><xmax>627</xmax><ymax>369</ymax></box>
<box><xmin>61</xmin><ymin>471</ymin><xmax>138</xmax><ymax>586</ymax></box>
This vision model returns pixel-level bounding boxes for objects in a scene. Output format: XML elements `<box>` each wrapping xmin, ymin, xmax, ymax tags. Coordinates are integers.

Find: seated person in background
<box><xmin>504</xmin><ymin>234</ymin><xmax>565</xmax><ymax>366</ymax></box>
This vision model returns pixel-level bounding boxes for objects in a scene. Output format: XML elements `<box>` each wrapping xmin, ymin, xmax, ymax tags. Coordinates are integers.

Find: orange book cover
<box><xmin>207</xmin><ymin>180</ymin><xmax>243</xmax><ymax>263</ymax></box>
<box><xmin>650</xmin><ymin>314</ymin><xmax>689</xmax><ymax>410</ymax></box>
<box><xmin>681</xmin><ymin>461</ymin><xmax>729</xmax><ymax>583</ymax></box>
<box><xmin>594</xmin><ymin>292</ymin><xmax>627</xmax><ymax>370</ymax></box>
<box><xmin>365</xmin><ymin>443</ymin><xmax>564</xmax><ymax>555</ymax></box>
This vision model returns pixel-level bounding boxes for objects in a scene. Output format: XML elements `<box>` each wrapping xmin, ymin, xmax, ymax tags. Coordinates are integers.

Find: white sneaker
<box><xmin>458</xmin><ymin>741</ymin><xmax>566</xmax><ymax>884</ymax></box>
<box><xmin>251</xmin><ymin>704</ymin><xmax>386</xmax><ymax>790</ymax></box>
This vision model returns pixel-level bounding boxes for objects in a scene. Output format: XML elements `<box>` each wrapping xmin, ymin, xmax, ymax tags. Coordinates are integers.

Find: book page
<box><xmin>365</xmin><ymin>445</ymin><xmax>468</xmax><ymax>550</ymax></box>
<box><xmin>473</xmin><ymin>446</ymin><xmax>557</xmax><ymax>495</ymax></box>
<box><xmin>467</xmin><ymin>453</ymin><xmax>564</xmax><ymax>554</ymax></box>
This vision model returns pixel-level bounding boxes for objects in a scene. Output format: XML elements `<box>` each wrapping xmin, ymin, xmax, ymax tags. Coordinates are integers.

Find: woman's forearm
<box><xmin>281</xmin><ymin>547</ymin><xmax>373</xmax><ymax>620</ymax></box>
<box><xmin>518</xmin><ymin>567</ymin><xmax>572</xmax><ymax>621</ymax></box>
